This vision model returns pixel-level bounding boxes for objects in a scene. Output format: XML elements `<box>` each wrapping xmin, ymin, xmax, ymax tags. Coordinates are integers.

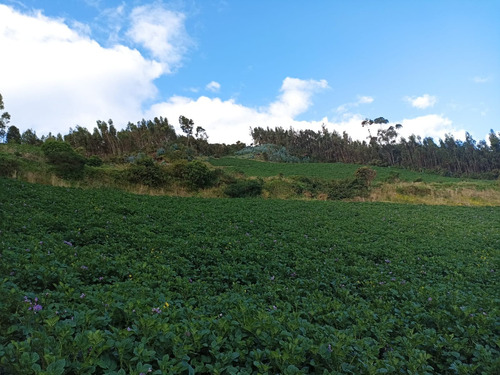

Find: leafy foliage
<box><xmin>6</xmin><ymin>125</ymin><xmax>21</xmax><ymax>144</ymax></box>
<box><xmin>41</xmin><ymin>140</ymin><xmax>86</xmax><ymax>179</ymax></box>
<box><xmin>86</xmin><ymin>155</ymin><xmax>104</xmax><ymax>167</ymax></box>
<box><xmin>0</xmin><ymin>153</ymin><xmax>19</xmax><ymax>177</ymax></box>
<box><xmin>171</xmin><ymin>160</ymin><xmax>217</xmax><ymax>190</ymax></box>
<box><xmin>250</xmin><ymin>125</ymin><xmax>500</xmax><ymax>178</ymax></box>
<box><xmin>126</xmin><ymin>157</ymin><xmax>168</xmax><ymax>187</ymax></box>
<box><xmin>0</xmin><ymin>178</ymin><xmax>498</xmax><ymax>374</ymax></box>
<box><xmin>236</xmin><ymin>144</ymin><xmax>307</xmax><ymax>163</ymax></box>
<box><xmin>225</xmin><ymin>179</ymin><xmax>263</xmax><ymax>198</ymax></box>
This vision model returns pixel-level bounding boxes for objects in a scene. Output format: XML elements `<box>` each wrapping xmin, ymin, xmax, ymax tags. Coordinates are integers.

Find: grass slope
<box><xmin>208</xmin><ymin>157</ymin><xmax>460</xmax><ymax>183</ymax></box>
<box><xmin>1</xmin><ymin>178</ymin><xmax>499</xmax><ymax>374</ymax></box>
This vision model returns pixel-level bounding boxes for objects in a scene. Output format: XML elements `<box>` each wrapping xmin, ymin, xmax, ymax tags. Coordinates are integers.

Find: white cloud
<box><xmin>472</xmin><ymin>76</ymin><xmax>491</xmax><ymax>83</ymax></box>
<box><xmin>0</xmin><ymin>4</ymin><xmax>184</xmax><ymax>136</ymax></box>
<box><xmin>206</xmin><ymin>81</ymin><xmax>221</xmax><ymax>92</ymax></box>
<box><xmin>0</xmin><ymin>5</ymin><xmax>465</xmax><ymax>147</ymax></box>
<box><xmin>357</xmin><ymin>96</ymin><xmax>374</xmax><ymax>104</ymax></box>
<box><xmin>398</xmin><ymin>114</ymin><xmax>465</xmax><ymax>141</ymax></box>
<box><xmin>268</xmin><ymin>78</ymin><xmax>328</xmax><ymax>118</ymax></box>
<box><xmin>127</xmin><ymin>4</ymin><xmax>192</xmax><ymax>72</ymax></box>
<box><xmin>404</xmin><ymin>94</ymin><xmax>437</xmax><ymax>109</ymax></box>
<box><xmin>146</xmin><ymin>77</ymin><xmax>328</xmax><ymax>144</ymax></box>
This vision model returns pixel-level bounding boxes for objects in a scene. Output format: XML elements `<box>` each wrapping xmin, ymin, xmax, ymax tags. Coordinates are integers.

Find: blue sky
<box><xmin>0</xmin><ymin>0</ymin><xmax>498</xmax><ymax>144</ymax></box>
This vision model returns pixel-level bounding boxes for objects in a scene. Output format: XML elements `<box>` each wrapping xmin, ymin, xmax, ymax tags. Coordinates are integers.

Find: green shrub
<box><xmin>41</xmin><ymin>140</ymin><xmax>86</xmax><ymax>179</ymax></box>
<box><xmin>354</xmin><ymin>167</ymin><xmax>377</xmax><ymax>187</ymax></box>
<box><xmin>171</xmin><ymin>160</ymin><xmax>217</xmax><ymax>190</ymax></box>
<box><xmin>0</xmin><ymin>154</ymin><xmax>19</xmax><ymax>177</ymax></box>
<box><xmin>225</xmin><ymin>179</ymin><xmax>263</xmax><ymax>198</ymax></box>
<box><xmin>396</xmin><ymin>184</ymin><xmax>432</xmax><ymax>197</ymax></box>
<box><xmin>126</xmin><ymin>157</ymin><xmax>168</xmax><ymax>187</ymax></box>
<box><xmin>86</xmin><ymin>155</ymin><xmax>103</xmax><ymax>167</ymax></box>
<box><xmin>327</xmin><ymin>179</ymin><xmax>359</xmax><ymax>200</ymax></box>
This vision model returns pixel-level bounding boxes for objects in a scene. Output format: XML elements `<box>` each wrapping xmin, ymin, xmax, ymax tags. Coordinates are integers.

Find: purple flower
<box><xmin>151</xmin><ymin>307</ymin><xmax>161</xmax><ymax>314</ymax></box>
<box><xmin>33</xmin><ymin>304</ymin><xmax>42</xmax><ymax>312</ymax></box>
<box><xmin>98</xmin><ymin>276</ymin><xmax>104</xmax><ymax>281</ymax></box>
<box><xmin>80</xmin><ymin>293</ymin><xmax>86</xmax><ymax>298</ymax></box>
<box><xmin>81</xmin><ymin>265</ymin><xmax>88</xmax><ymax>270</ymax></box>
<box><xmin>63</xmin><ymin>241</ymin><xmax>73</xmax><ymax>247</ymax></box>
<box><xmin>328</xmin><ymin>344</ymin><xmax>333</xmax><ymax>352</ymax></box>
<box><xmin>127</xmin><ymin>327</ymin><xmax>132</xmax><ymax>331</ymax></box>
<box><xmin>385</xmin><ymin>259</ymin><xmax>391</xmax><ymax>263</ymax></box>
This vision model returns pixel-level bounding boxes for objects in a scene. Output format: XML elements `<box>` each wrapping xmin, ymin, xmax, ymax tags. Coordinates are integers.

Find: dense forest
<box><xmin>1</xmin><ymin>93</ymin><xmax>500</xmax><ymax>179</ymax></box>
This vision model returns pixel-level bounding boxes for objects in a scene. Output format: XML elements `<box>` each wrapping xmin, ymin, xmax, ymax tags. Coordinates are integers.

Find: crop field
<box><xmin>0</xmin><ymin>177</ymin><xmax>499</xmax><ymax>374</ymax></box>
<box><xmin>207</xmin><ymin>157</ymin><xmax>461</xmax><ymax>183</ymax></box>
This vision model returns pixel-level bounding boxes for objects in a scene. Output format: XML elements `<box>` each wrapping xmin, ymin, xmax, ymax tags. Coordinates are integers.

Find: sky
<box><xmin>0</xmin><ymin>0</ymin><xmax>499</xmax><ymax>145</ymax></box>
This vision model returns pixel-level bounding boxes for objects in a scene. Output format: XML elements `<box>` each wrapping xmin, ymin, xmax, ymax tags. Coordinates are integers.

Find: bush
<box><xmin>0</xmin><ymin>154</ymin><xmax>19</xmax><ymax>177</ymax></box>
<box><xmin>171</xmin><ymin>160</ymin><xmax>217</xmax><ymax>190</ymax></box>
<box><xmin>396</xmin><ymin>185</ymin><xmax>432</xmax><ymax>197</ymax></box>
<box><xmin>354</xmin><ymin>167</ymin><xmax>377</xmax><ymax>187</ymax></box>
<box><xmin>327</xmin><ymin>179</ymin><xmax>359</xmax><ymax>200</ymax></box>
<box><xmin>41</xmin><ymin>140</ymin><xmax>86</xmax><ymax>179</ymax></box>
<box><xmin>126</xmin><ymin>157</ymin><xmax>168</xmax><ymax>187</ymax></box>
<box><xmin>225</xmin><ymin>179</ymin><xmax>263</xmax><ymax>198</ymax></box>
<box><xmin>86</xmin><ymin>155</ymin><xmax>103</xmax><ymax>167</ymax></box>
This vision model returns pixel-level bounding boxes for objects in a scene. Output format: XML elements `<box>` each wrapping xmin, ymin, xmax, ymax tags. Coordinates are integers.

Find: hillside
<box><xmin>1</xmin><ymin>143</ymin><xmax>500</xmax><ymax>205</ymax></box>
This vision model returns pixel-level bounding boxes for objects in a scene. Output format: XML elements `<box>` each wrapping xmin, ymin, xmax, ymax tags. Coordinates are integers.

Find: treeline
<box><xmin>2</xmin><ymin>116</ymin><xmax>245</xmax><ymax>159</ymax></box>
<box><xmin>251</xmin><ymin>121</ymin><xmax>500</xmax><ymax>178</ymax></box>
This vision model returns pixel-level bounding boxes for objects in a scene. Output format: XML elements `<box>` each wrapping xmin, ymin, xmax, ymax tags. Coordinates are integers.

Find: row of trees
<box><xmin>2</xmin><ymin>90</ymin><xmax>500</xmax><ymax>178</ymax></box>
<box><xmin>251</xmin><ymin>120</ymin><xmax>500</xmax><ymax>177</ymax></box>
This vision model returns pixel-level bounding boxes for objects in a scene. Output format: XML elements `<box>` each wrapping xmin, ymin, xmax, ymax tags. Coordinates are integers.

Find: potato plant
<box><xmin>0</xmin><ymin>178</ymin><xmax>498</xmax><ymax>374</ymax></box>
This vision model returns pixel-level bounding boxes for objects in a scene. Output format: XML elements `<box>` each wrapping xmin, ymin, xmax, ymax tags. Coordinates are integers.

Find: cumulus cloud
<box><xmin>404</xmin><ymin>94</ymin><xmax>437</xmax><ymax>109</ymax></box>
<box><xmin>146</xmin><ymin>77</ymin><xmax>328</xmax><ymax>144</ymax></box>
<box><xmin>127</xmin><ymin>4</ymin><xmax>192</xmax><ymax>72</ymax></box>
<box><xmin>397</xmin><ymin>114</ymin><xmax>466</xmax><ymax>141</ymax></box>
<box><xmin>0</xmin><ymin>4</ymin><xmax>184</xmax><ymax>136</ymax></box>
<box><xmin>206</xmin><ymin>81</ymin><xmax>221</xmax><ymax>92</ymax></box>
<box><xmin>0</xmin><ymin>4</ymin><xmax>464</xmax><ymax>147</ymax></box>
<box><xmin>268</xmin><ymin>78</ymin><xmax>328</xmax><ymax>118</ymax></box>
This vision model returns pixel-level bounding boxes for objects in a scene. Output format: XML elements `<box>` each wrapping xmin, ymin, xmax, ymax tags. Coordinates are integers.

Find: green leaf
<box><xmin>46</xmin><ymin>359</ymin><xmax>66</xmax><ymax>375</ymax></box>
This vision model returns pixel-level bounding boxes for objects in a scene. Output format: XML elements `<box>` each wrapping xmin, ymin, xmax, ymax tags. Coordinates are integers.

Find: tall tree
<box><xmin>0</xmin><ymin>93</ymin><xmax>11</xmax><ymax>142</ymax></box>
<box><xmin>179</xmin><ymin>115</ymin><xmax>194</xmax><ymax>147</ymax></box>
<box><xmin>6</xmin><ymin>125</ymin><xmax>21</xmax><ymax>144</ymax></box>
<box><xmin>21</xmin><ymin>129</ymin><xmax>42</xmax><ymax>145</ymax></box>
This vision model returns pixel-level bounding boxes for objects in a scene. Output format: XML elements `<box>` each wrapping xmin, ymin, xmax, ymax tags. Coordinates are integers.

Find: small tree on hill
<box><xmin>6</xmin><ymin>125</ymin><xmax>21</xmax><ymax>144</ymax></box>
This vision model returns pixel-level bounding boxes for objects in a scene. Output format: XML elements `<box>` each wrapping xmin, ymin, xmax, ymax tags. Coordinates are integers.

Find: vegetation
<box><xmin>207</xmin><ymin>157</ymin><xmax>461</xmax><ymax>183</ymax></box>
<box><xmin>1</xmin><ymin>92</ymin><xmax>499</xmax><ymax>373</ymax></box>
<box><xmin>1</xmin><ymin>178</ymin><xmax>498</xmax><ymax>374</ymax></box>
<box><xmin>251</xmin><ymin>122</ymin><xmax>500</xmax><ymax>179</ymax></box>
<box><xmin>41</xmin><ymin>140</ymin><xmax>86</xmax><ymax>180</ymax></box>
